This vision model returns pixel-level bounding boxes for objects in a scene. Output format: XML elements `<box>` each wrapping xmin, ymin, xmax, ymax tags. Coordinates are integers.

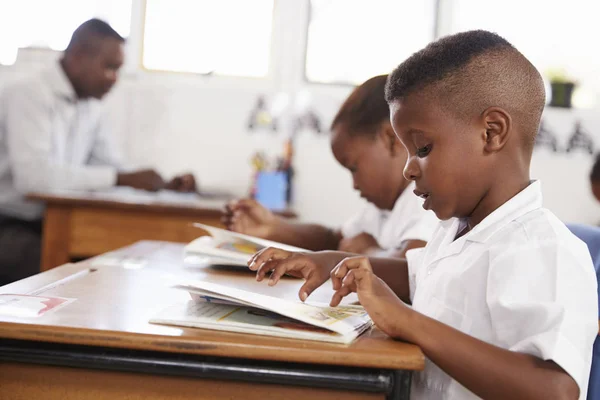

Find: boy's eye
<box><xmin>416</xmin><ymin>145</ymin><xmax>432</xmax><ymax>158</ymax></box>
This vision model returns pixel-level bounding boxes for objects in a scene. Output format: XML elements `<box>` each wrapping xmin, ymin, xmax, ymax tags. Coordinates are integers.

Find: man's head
<box><xmin>386</xmin><ymin>30</ymin><xmax>545</xmax><ymax>223</ymax></box>
<box><xmin>62</xmin><ymin>18</ymin><xmax>125</xmax><ymax>99</ymax></box>
<box><xmin>330</xmin><ymin>75</ymin><xmax>409</xmax><ymax>210</ymax></box>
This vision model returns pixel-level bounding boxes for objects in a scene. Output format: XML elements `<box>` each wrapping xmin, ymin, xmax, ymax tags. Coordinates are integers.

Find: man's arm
<box><xmin>87</xmin><ymin>109</ymin><xmax>127</xmax><ymax>170</ymax></box>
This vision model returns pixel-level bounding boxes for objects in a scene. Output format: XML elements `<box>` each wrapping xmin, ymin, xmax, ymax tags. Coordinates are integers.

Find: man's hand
<box><xmin>223</xmin><ymin>199</ymin><xmax>279</xmax><ymax>239</ymax></box>
<box><xmin>116</xmin><ymin>169</ymin><xmax>164</xmax><ymax>191</ymax></box>
<box><xmin>338</xmin><ymin>232</ymin><xmax>380</xmax><ymax>254</ymax></box>
<box><xmin>165</xmin><ymin>173</ymin><xmax>197</xmax><ymax>192</ymax></box>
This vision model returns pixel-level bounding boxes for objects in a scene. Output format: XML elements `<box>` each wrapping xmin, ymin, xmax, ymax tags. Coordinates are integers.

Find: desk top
<box><xmin>28</xmin><ymin>188</ymin><xmax>297</xmax><ymax>218</ymax></box>
<box><xmin>0</xmin><ymin>241</ymin><xmax>423</xmax><ymax>371</ymax></box>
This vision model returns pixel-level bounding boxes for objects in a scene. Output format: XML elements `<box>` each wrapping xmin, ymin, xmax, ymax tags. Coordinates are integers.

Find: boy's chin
<box><xmin>431</xmin><ymin>207</ymin><xmax>453</xmax><ymax>221</ymax></box>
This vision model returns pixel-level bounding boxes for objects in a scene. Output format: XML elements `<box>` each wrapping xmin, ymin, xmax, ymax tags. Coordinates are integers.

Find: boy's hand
<box><xmin>338</xmin><ymin>232</ymin><xmax>380</xmax><ymax>254</ymax></box>
<box><xmin>223</xmin><ymin>199</ymin><xmax>278</xmax><ymax>239</ymax></box>
<box><xmin>330</xmin><ymin>256</ymin><xmax>409</xmax><ymax>338</ymax></box>
<box><xmin>165</xmin><ymin>173</ymin><xmax>197</xmax><ymax>192</ymax></box>
<box><xmin>248</xmin><ymin>248</ymin><xmax>338</xmax><ymax>301</ymax></box>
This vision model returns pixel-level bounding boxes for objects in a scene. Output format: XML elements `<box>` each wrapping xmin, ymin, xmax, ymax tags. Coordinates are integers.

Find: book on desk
<box><xmin>185</xmin><ymin>223</ymin><xmax>306</xmax><ymax>267</ymax></box>
<box><xmin>151</xmin><ymin>279</ymin><xmax>372</xmax><ymax>344</ymax></box>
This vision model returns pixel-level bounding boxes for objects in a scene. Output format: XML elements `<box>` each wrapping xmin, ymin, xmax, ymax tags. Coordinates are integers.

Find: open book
<box><xmin>151</xmin><ymin>280</ymin><xmax>372</xmax><ymax>344</ymax></box>
<box><xmin>185</xmin><ymin>223</ymin><xmax>307</xmax><ymax>267</ymax></box>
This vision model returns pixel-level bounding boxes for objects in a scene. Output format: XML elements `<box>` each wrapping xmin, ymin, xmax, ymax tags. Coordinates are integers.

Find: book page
<box><xmin>177</xmin><ymin>280</ymin><xmax>371</xmax><ymax>336</ymax></box>
<box><xmin>151</xmin><ymin>300</ymin><xmax>353</xmax><ymax>343</ymax></box>
<box><xmin>192</xmin><ymin>223</ymin><xmax>307</xmax><ymax>253</ymax></box>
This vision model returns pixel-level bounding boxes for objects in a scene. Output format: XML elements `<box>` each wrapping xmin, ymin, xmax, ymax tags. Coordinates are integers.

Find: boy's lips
<box><xmin>414</xmin><ymin>189</ymin><xmax>432</xmax><ymax>210</ymax></box>
<box><xmin>413</xmin><ymin>189</ymin><xmax>430</xmax><ymax>199</ymax></box>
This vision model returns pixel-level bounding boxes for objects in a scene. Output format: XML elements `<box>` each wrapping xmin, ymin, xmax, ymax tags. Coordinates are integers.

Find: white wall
<box><xmin>1</xmin><ymin>0</ymin><xmax>599</xmax><ymax>227</ymax></box>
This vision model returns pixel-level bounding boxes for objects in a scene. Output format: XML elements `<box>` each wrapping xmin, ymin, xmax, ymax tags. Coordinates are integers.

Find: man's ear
<box><xmin>482</xmin><ymin>107</ymin><xmax>512</xmax><ymax>153</ymax></box>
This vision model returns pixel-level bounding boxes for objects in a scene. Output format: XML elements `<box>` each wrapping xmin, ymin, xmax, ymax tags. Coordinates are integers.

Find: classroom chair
<box><xmin>566</xmin><ymin>223</ymin><xmax>600</xmax><ymax>400</ymax></box>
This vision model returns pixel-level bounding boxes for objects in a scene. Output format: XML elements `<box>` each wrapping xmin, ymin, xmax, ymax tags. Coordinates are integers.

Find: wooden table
<box><xmin>28</xmin><ymin>190</ymin><xmax>295</xmax><ymax>271</ymax></box>
<box><xmin>0</xmin><ymin>241</ymin><xmax>424</xmax><ymax>400</ymax></box>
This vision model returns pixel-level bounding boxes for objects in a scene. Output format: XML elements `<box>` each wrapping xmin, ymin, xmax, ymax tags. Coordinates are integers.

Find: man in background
<box><xmin>0</xmin><ymin>19</ymin><xmax>195</xmax><ymax>285</ymax></box>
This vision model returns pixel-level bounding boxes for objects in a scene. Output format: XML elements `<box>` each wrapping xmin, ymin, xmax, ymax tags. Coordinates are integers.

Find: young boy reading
<box><xmin>246</xmin><ymin>31</ymin><xmax>598</xmax><ymax>399</ymax></box>
<box><xmin>224</xmin><ymin>75</ymin><xmax>438</xmax><ymax>258</ymax></box>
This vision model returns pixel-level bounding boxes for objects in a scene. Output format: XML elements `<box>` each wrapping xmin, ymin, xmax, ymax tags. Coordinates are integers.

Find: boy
<box><xmin>224</xmin><ymin>75</ymin><xmax>438</xmax><ymax>258</ymax></box>
<box><xmin>247</xmin><ymin>31</ymin><xmax>598</xmax><ymax>399</ymax></box>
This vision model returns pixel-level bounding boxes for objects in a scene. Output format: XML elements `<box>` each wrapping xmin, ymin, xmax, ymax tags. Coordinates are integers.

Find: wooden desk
<box><xmin>0</xmin><ymin>241</ymin><xmax>424</xmax><ymax>400</ymax></box>
<box><xmin>28</xmin><ymin>190</ymin><xmax>296</xmax><ymax>271</ymax></box>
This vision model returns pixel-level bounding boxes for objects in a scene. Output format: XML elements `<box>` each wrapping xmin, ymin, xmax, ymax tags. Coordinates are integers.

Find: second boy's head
<box><xmin>331</xmin><ymin>75</ymin><xmax>409</xmax><ymax>211</ymax></box>
<box><xmin>386</xmin><ymin>30</ymin><xmax>545</xmax><ymax>224</ymax></box>
<box><xmin>590</xmin><ymin>155</ymin><xmax>600</xmax><ymax>203</ymax></box>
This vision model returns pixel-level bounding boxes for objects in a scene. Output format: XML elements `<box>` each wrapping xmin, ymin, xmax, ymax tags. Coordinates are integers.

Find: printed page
<box><xmin>151</xmin><ymin>300</ymin><xmax>355</xmax><ymax>343</ymax></box>
<box><xmin>191</xmin><ymin>223</ymin><xmax>307</xmax><ymax>252</ymax></box>
<box><xmin>177</xmin><ymin>280</ymin><xmax>372</xmax><ymax>336</ymax></box>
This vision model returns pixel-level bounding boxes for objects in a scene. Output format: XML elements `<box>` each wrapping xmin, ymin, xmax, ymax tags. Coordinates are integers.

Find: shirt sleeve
<box><xmin>395</xmin><ymin>210</ymin><xmax>439</xmax><ymax>244</ymax></box>
<box><xmin>5</xmin><ymin>84</ymin><xmax>118</xmax><ymax>193</ymax></box>
<box><xmin>340</xmin><ymin>204</ymin><xmax>378</xmax><ymax>240</ymax></box>
<box><xmin>405</xmin><ymin>247</ymin><xmax>425</xmax><ymax>303</ymax></box>
<box><xmin>486</xmin><ymin>239</ymin><xmax>598</xmax><ymax>396</ymax></box>
<box><xmin>87</xmin><ymin>104</ymin><xmax>129</xmax><ymax>170</ymax></box>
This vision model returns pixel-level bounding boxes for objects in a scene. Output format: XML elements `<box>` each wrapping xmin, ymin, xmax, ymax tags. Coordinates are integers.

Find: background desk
<box><xmin>28</xmin><ymin>190</ymin><xmax>295</xmax><ymax>271</ymax></box>
<box><xmin>0</xmin><ymin>241</ymin><xmax>423</xmax><ymax>400</ymax></box>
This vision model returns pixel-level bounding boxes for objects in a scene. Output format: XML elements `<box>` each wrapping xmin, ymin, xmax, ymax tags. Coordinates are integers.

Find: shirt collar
<box><xmin>46</xmin><ymin>59</ymin><xmax>78</xmax><ymax>103</ymax></box>
<box><xmin>462</xmin><ymin>180</ymin><xmax>543</xmax><ymax>243</ymax></box>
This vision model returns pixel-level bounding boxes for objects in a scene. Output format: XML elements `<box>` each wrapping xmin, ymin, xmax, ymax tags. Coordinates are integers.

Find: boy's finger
<box><xmin>248</xmin><ymin>247</ymin><xmax>288</xmax><ymax>269</ymax></box>
<box><xmin>330</xmin><ymin>285</ymin><xmax>353</xmax><ymax>307</ymax></box>
<box><xmin>330</xmin><ymin>265</ymin><xmax>342</xmax><ymax>290</ymax></box>
<box><xmin>331</xmin><ymin>261</ymin><xmax>349</xmax><ymax>288</ymax></box>
<box><xmin>342</xmin><ymin>270</ymin><xmax>356</xmax><ymax>288</ymax></box>
<box><xmin>267</xmin><ymin>260</ymin><xmax>293</xmax><ymax>286</ymax></box>
<box><xmin>256</xmin><ymin>259</ymin><xmax>279</xmax><ymax>281</ymax></box>
<box><xmin>299</xmin><ymin>273</ymin><xmax>322</xmax><ymax>302</ymax></box>
<box><xmin>342</xmin><ymin>256</ymin><xmax>373</xmax><ymax>272</ymax></box>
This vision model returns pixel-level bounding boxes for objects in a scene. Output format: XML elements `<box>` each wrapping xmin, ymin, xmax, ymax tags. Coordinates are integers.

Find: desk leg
<box><xmin>40</xmin><ymin>205</ymin><xmax>72</xmax><ymax>271</ymax></box>
<box><xmin>387</xmin><ymin>370</ymin><xmax>412</xmax><ymax>400</ymax></box>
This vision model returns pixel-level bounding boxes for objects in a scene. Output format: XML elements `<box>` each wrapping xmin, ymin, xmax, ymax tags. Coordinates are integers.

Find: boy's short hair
<box><xmin>385</xmin><ymin>30</ymin><xmax>546</xmax><ymax>152</ymax></box>
<box><xmin>330</xmin><ymin>75</ymin><xmax>389</xmax><ymax>139</ymax></box>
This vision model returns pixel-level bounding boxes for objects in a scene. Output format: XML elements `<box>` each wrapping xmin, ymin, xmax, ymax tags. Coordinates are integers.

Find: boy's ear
<box><xmin>379</xmin><ymin>123</ymin><xmax>400</xmax><ymax>155</ymax></box>
<box><xmin>482</xmin><ymin>107</ymin><xmax>511</xmax><ymax>153</ymax></box>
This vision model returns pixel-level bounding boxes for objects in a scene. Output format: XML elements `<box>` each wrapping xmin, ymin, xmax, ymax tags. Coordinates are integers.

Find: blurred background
<box><xmin>1</xmin><ymin>0</ymin><xmax>598</xmax><ymax>225</ymax></box>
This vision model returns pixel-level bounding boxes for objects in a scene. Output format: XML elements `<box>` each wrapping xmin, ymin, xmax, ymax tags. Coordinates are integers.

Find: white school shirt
<box><xmin>0</xmin><ymin>60</ymin><xmax>124</xmax><ymax>220</ymax></box>
<box><xmin>405</xmin><ymin>181</ymin><xmax>598</xmax><ymax>400</ymax></box>
<box><xmin>342</xmin><ymin>182</ymin><xmax>439</xmax><ymax>251</ymax></box>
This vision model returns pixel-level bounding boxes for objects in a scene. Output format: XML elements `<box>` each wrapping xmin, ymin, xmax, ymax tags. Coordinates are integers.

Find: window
<box><xmin>304</xmin><ymin>0</ymin><xmax>436</xmax><ymax>85</ymax></box>
<box><xmin>448</xmin><ymin>0</ymin><xmax>600</xmax><ymax>106</ymax></box>
<box><xmin>142</xmin><ymin>0</ymin><xmax>274</xmax><ymax>77</ymax></box>
<box><xmin>0</xmin><ymin>0</ymin><xmax>132</xmax><ymax>65</ymax></box>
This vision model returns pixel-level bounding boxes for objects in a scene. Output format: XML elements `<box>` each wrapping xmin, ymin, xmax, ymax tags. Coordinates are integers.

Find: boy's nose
<box><xmin>403</xmin><ymin>157</ymin><xmax>420</xmax><ymax>181</ymax></box>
